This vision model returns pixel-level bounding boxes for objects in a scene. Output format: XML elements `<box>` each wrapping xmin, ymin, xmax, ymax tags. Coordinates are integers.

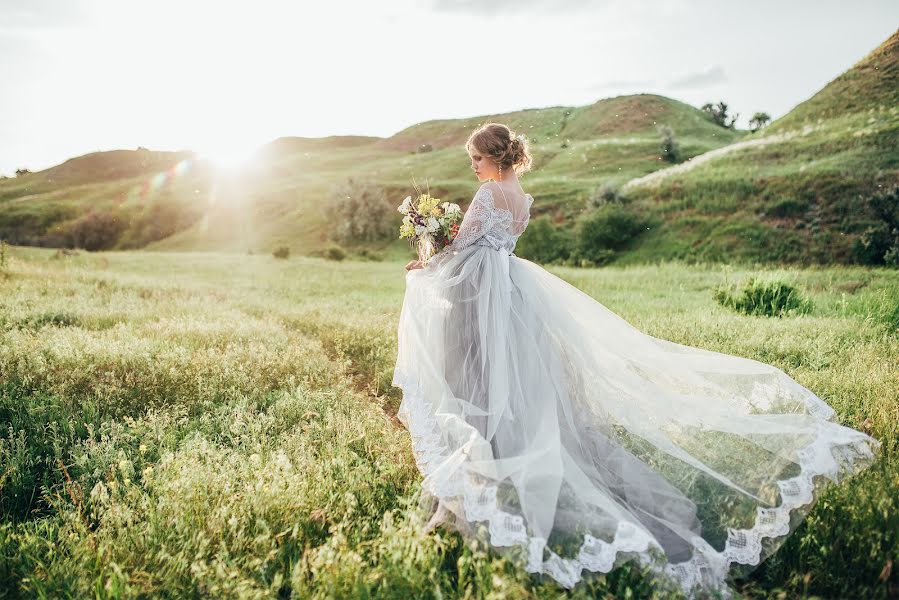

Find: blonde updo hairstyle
<box><xmin>466</xmin><ymin>122</ymin><xmax>533</xmax><ymax>176</ymax></box>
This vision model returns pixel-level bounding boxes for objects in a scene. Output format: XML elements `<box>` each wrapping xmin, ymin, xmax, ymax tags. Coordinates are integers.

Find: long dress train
<box><xmin>391</xmin><ymin>182</ymin><xmax>881</xmax><ymax>598</ymax></box>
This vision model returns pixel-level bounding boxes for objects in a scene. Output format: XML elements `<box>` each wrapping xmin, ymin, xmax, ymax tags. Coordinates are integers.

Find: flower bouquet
<box><xmin>398</xmin><ymin>187</ymin><xmax>462</xmax><ymax>265</ymax></box>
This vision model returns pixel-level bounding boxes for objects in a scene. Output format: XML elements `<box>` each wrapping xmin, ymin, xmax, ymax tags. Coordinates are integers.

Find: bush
<box><xmin>117</xmin><ymin>200</ymin><xmax>203</xmax><ymax>249</ymax></box>
<box><xmin>417</xmin><ymin>143</ymin><xmax>433</xmax><ymax>153</ymax></box>
<box><xmin>853</xmin><ymin>184</ymin><xmax>899</xmax><ymax>267</ymax></box>
<box><xmin>714</xmin><ymin>277</ymin><xmax>813</xmax><ymax>317</ymax></box>
<box><xmin>324</xmin><ymin>178</ymin><xmax>396</xmax><ymax>244</ymax></box>
<box><xmin>514</xmin><ymin>215</ymin><xmax>572</xmax><ymax>264</ymax></box>
<box><xmin>272</xmin><ymin>246</ymin><xmax>290</xmax><ymax>259</ymax></box>
<box><xmin>70</xmin><ymin>210</ymin><xmax>126</xmax><ymax>251</ymax></box>
<box><xmin>356</xmin><ymin>247</ymin><xmax>384</xmax><ymax>261</ymax></box>
<box><xmin>587</xmin><ymin>181</ymin><xmax>626</xmax><ymax>209</ymax></box>
<box><xmin>573</xmin><ymin>204</ymin><xmax>647</xmax><ymax>265</ymax></box>
<box><xmin>657</xmin><ymin>124</ymin><xmax>680</xmax><ymax>163</ymax></box>
<box><xmin>324</xmin><ymin>243</ymin><xmax>346</xmax><ymax>261</ymax></box>
<box><xmin>701</xmin><ymin>100</ymin><xmax>739</xmax><ymax>129</ymax></box>
<box><xmin>749</xmin><ymin>112</ymin><xmax>771</xmax><ymax>132</ymax></box>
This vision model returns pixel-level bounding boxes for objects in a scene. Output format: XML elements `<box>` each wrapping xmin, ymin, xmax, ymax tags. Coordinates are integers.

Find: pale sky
<box><xmin>1</xmin><ymin>0</ymin><xmax>897</xmax><ymax>176</ymax></box>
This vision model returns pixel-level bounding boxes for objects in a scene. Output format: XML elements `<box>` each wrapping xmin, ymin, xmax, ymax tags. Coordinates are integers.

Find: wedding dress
<box><xmin>391</xmin><ymin>182</ymin><xmax>881</xmax><ymax>598</ymax></box>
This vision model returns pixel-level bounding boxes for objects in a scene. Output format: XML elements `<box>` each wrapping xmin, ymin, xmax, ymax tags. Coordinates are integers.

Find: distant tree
<box><xmin>15</xmin><ymin>168</ymin><xmax>30</xmax><ymax>177</ymax></box>
<box><xmin>657</xmin><ymin>124</ymin><xmax>681</xmax><ymax>163</ymax></box>
<box><xmin>417</xmin><ymin>143</ymin><xmax>433</xmax><ymax>153</ymax></box>
<box><xmin>324</xmin><ymin>177</ymin><xmax>395</xmax><ymax>244</ymax></box>
<box><xmin>71</xmin><ymin>210</ymin><xmax>125</xmax><ymax>251</ymax></box>
<box><xmin>701</xmin><ymin>101</ymin><xmax>739</xmax><ymax>129</ymax></box>
<box><xmin>272</xmin><ymin>246</ymin><xmax>290</xmax><ymax>259</ymax></box>
<box><xmin>749</xmin><ymin>112</ymin><xmax>771</xmax><ymax>132</ymax></box>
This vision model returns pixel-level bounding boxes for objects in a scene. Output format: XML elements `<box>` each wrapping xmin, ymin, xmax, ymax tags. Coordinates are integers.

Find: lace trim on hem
<box><xmin>392</xmin><ymin>369</ymin><xmax>879</xmax><ymax>596</ymax></box>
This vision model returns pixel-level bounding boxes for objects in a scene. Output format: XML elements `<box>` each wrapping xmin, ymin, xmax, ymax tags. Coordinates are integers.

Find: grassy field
<box><xmin>1</xmin><ymin>246</ymin><xmax>896</xmax><ymax>599</ymax></box>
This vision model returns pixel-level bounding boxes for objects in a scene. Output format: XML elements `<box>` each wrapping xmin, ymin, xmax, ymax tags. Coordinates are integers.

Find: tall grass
<box><xmin>1</xmin><ymin>247</ymin><xmax>896</xmax><ymax>598</ymax></box>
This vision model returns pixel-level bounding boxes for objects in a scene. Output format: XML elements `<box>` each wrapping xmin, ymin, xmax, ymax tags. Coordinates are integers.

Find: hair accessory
<box><xmin>516</xmin><ymin>133</ymin><xmax>526</xmax><ymax>143</ymax></box>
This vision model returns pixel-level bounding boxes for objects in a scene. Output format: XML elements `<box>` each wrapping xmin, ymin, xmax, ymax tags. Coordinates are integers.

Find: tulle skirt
<box><xmin>391</xmin><ymin>245</ymin><xmax>881</xmax><ymax>598</ymax></box>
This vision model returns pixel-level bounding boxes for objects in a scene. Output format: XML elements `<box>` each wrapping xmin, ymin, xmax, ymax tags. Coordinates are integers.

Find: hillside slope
<box><xmin>1</xmin><ymin>94</ymin><xmax>740</xmax><ymax>256</ymax></box>
<box><xmin>621</xmin><ymin>29</ymin><xmax>899</xmax><ymax>265</ymax></box>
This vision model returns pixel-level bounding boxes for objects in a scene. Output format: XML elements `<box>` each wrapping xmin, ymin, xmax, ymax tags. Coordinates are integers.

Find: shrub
<box><xmin>853</xmin><ymin>184</ymin><xmax>899</xmax><ymax>267</ymax></box>
<box><xmin>657</xmin><ymin>125</ymin><xmax>680</xmax><ymax>163</ymax></box>
<box><xmin>356</xmin><ymin>247</ymin><xmax>384</xmax><ymax>261</ymax></box>
<box><xmin>587</xmin><ymin>181</ymin><xmax>626</xmax><ymax>209</ymax></box>
<box><xmin>714</xmin><ymin>277</ymin><xmax>813</xmax><ymax>317</ymax></box>
<box><xmin>117</xmin><ymin>200</ymin><xmax>203</xmax><ymax>249</ymax></box>
<box><xmin>514</xmin><ymin>215</ymin><xmax>572</xmax><ymax>264</ymax></box>
<box><xmin>324</xmin><ymin>243</ymin><xmax>346</xmax><ymax>261</ymax></box>
<box><xmin>417</xmin><ymin>143</ymin><xmax>433</xmax><ymax>153</ymax></box>
<box><xmin>324</xmin><ymin>178</ymin><xmax>396</xmax><ymax>244</ymax></box>
<box><xmin>573</xmin><ymin>204</ymin><xmax>647</xmax><ymax>265</ymax></box>
<box><xmin>71</xmin><ymin>210</ymin><xmax>126</xmax><ymax>251</ymax></box>
<box><xmin>272</xmin><ymin>246</ymin><xmax>290</xmax><ymax>259</ymax></box>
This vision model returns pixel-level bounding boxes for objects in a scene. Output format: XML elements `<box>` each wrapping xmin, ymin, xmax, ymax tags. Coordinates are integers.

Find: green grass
<box><xmin>1</xmin><ymin>246</ymin><xmax>896</xmax><ymax>598</ymax></box>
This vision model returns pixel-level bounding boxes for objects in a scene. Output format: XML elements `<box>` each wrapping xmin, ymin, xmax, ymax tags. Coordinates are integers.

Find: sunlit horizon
<box><xmin>2</xmin><ymin>0</ymin><xmax>898</xmax><ymax>177</ymax></box>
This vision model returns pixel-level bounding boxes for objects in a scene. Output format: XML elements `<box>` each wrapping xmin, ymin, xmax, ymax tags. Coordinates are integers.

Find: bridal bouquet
<box><xmin>398</xmin><ymin>192</ymin><xmax>462</xmax><ymax>264</ymax></box>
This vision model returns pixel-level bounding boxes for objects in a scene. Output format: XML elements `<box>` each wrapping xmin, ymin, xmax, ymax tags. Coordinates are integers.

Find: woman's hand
<box><xmin>405</xmin><ymin>259</ymin><xmax>424</xmax><ymax>271</ymax></box>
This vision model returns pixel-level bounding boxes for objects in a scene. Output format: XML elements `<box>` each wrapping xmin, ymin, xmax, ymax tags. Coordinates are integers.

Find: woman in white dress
<box><xmin>391</xmin><ymin>122</ymin><xmax>881</xmax><ymax>598</ymax></box>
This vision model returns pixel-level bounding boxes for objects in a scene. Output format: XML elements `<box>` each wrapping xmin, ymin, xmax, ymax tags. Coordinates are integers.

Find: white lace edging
<box><xmin>392</xmin><ymin>370</ymin><xmax>880</xmax><ymax>597</ymax></box>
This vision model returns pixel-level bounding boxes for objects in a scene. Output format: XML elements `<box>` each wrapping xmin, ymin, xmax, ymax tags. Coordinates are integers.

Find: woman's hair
<box><xmin>465</xmin><ymin>122</ymin><xmax>533</xmax><ymax>175</ymax></box>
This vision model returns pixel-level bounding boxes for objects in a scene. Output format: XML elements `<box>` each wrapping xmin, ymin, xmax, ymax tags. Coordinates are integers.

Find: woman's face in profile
<box><xmin>468</xmin><ymin>146</ymin><xmax>497</xmax><ymax>182</ymax></box>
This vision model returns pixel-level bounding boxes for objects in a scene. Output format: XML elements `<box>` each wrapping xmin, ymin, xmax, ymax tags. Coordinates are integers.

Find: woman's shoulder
<box><xmin>477</xmin><ymin>182</ymin><xmax>531</xmax><ymax>206</ymax></box>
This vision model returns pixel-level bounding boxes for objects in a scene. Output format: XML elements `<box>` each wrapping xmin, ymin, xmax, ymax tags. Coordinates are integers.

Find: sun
<box><xmin>194</xmin><ymin>141</ymin><xmax>260</xmax><ymax>171</ymax></box>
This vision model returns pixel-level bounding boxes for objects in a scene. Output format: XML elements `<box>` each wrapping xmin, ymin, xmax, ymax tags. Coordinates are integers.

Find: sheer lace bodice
<box><xmin>428</xmin><ymin>183</ymin><xmax>533</xmax><ymax>267</ymax></box>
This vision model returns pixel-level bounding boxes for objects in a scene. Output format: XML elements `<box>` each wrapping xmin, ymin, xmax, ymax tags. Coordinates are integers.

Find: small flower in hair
<box><xmin>516</xmin><ymin>133</ymin><xmax>526</xmax><ymax>143</ymax></box>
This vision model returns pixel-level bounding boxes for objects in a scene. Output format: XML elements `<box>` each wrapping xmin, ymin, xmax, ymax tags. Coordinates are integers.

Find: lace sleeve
<box><xmin>426</xmin><ymin>186</ymin><xmax>496</xmax><ymax>269</ymax></box>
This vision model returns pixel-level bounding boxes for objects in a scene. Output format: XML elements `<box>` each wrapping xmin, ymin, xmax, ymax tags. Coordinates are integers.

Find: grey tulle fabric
<box><xmin>392</xmin><ymin>183</ymin><xmax>881</xmax><ymax>598</ymax></box>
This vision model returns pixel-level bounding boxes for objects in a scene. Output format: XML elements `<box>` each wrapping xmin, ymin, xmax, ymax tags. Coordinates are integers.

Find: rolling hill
<box><xmin>0</xmin><ymin>94</ymin><xmax>744</xmax><ymax>257</ymax></box>
<box><xmin>2</xmin><ymin>29</ymin><xmax>897</xmax><ymax>266</ymax></box>
<box><xmin>620</xmin><ymin>28</ymin><xmax>899</xmax><ymax>265</ymax></box>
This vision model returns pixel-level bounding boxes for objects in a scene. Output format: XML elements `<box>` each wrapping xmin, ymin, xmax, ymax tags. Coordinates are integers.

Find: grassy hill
<box><xmin>0</xmin><ymin>149</ymin><xmax>215</xmax><ymax>250</ymax></box>
<box><xmin>0</xmin><ymin>94</ymin><xmax>743</xmax><ymax>258</ymax></box>
<box><xmin>620</xmin><ymin>29</ymin><xmax>899</xmax><ymax>266</ymax></box>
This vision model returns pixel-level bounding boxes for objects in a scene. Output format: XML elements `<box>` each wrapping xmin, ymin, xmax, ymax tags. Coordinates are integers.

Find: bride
<box><xmin>391</xmin><ymin>122</ymin><xmax>881</xmax><ymax>598</ymax></box>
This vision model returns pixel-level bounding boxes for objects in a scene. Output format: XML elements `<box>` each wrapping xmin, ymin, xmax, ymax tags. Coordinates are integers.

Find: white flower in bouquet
<box><xmin>398</xmin><ymin>188</ymin><xmax>464</xmax><ymax>265</ymax></box>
